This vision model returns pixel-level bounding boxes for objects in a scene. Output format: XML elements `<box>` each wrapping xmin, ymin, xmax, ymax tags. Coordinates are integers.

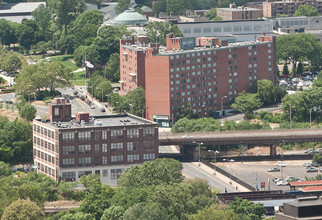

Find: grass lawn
<box><xmin>73</xmin><ymin>71</ymin><xmax>86</xmax><ymax>86</ymax></box>
<box><xmin>49</xmin><ymin>55</ymin><xmax>79</xmax><ymax>71</ymax></box>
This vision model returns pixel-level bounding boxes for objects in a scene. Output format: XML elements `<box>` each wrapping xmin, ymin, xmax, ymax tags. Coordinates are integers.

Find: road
<box><xmin>182</xmin><ymin>162</ymin><xmax>239</xmax><ymax>193</ymax></box>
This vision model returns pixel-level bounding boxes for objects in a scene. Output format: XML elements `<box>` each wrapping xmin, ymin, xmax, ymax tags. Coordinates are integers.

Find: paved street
<box><xmin>182</xmin><ymin>162</ymin><xmax>243</xmax><ymax>193</ymax></box>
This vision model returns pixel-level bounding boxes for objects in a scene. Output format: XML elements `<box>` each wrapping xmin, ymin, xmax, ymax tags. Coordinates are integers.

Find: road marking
<box><xmin>74</xmin><ymin>98</ymin><xmax>87</xmax><ymax>108</ymax></box>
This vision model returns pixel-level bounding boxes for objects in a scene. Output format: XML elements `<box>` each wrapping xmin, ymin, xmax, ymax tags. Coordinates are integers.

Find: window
<box><xmin>111</xmin><ymin>155</ymin><xmax>123</xmax><ymax>164</ymax></box>
<box><xmin>62</xmin><ymin>158</ymin><xmax>75</xmax><ymax>167</ymax></box>
<box><xmin>111</xmin><ymin>142</ymin><xmax>123</xmax><ymax>151</ymax></box>
<box><xmin>79</xmin><ymin>157</ymin><xmax>91</xmax><ymax>166</ymax></box>
<box><xmin>78</xmin><ymin>144</ymin><xmax>91</xmax><ymax>154</ymax></box>
<box><xmin>102</xmin><ymin>131</ymin><xmax>107</xmax><ymax>140</ymax></box>
<box><xmin>62</xmin><ymin>132</ymin><xmax>74</xmax><ymax>141</ymax></box>
<box><xmin>102</xmin><ymin>144</ymin><xmax>108</xmax><ymax>153</ymax></box>
<box><xmin>127</xmin><ymin>142</ymin><xmax>133</xmax><ymax>151</ymax></box>
<box><xmin>127</xmin><ymin>129</ymin><xmax>139</xmax><ymax>138</ymax></box>
<box><xmin>143</xmin><ymin>153</ymin><xmax>155</xmax><ymax>161</ymax></box>
<box><xmin>102</xmin><ymin>156</ymin><xmax>108</xmax><ymax>165</ymax></box>
<box><xmin>102</xmin><ymin>169</ymin><xmax>108</xmax><ymax>177</ymax></box>
<box><xmin>63</xmin><ymin>146</ymin><xmax>74</xmax><ymax>155</ymax></box>
<box><xmin>78</xmin><ymin>170</ymin><xmax>92</xmax><ymax>178</ymax></box>
<box><xmin>79</xmin><ymin>131</ymin><xmax>91</xmax><ymax>141</ymax></box>
<box><xmin>111</xmin><ymin>129</ymin><xmax>123</xmax><ymax>139</ymax></box>
<box><xmin>213</xmin><ymin>27</ymin><xmax>221</xmax><ymax>32</ymax></box>
<box><xmin>62</xmin><ymin>172</ymin><xmax>76</xmax><ymax>181</ymax></box>
<box><xmin>111</xmin><ymin>169</ymin><xmax>124</xmax><ymax>179</ymax></box>
<box><xmin>95</xmin><ymin>144</ymin><xmax>100</xmax><ymax>153</ymax></box>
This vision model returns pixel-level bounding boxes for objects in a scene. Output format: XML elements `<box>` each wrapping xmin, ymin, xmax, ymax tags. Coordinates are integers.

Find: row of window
<box><xmin>181</xmin><ymin>25</ymin><xmax>272</xmax><ymax>34</ymax></box>
<box><xmin>34</xmin><ymin>125</ymin><xmax>55</xmax><ymax>139</ymax></box>
<box><xmin>34</xmin><ymin>149</ymin><xmax>58</xmax><ymax>166</ymax></box>
<box><xmin>34</xmin><ymin>137</ymin><xmax>57</xmax><ymax>153</ymax></box>
<box><xmin>37</xmin><ymin>162</ymin><xmax>56</xmax><ymax>178</ymax></box>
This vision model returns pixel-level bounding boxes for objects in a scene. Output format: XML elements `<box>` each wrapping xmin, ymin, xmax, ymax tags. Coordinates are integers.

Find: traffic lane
<box><xmin>159</xmin><ymin>145</ymin><xmax>180</xmax><ymax>154</ymax></box>
<box><xmin>182</xmin><ymin>163</ymin><xmax>237</xmax><ymax>193</ymax></box>
<box><xmin>217</xmin><ymin>161</ymin><xmax>320</xmax><ymax>191</ymax></box>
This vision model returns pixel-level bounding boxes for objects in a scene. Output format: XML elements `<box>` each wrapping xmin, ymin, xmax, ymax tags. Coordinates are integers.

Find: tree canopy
<box><xmin>144</xmin><ymin>22</ymin><xmax>183</xmax><ymax>46</ymax></box>
<box><xmin>1</xmin><ymin>199</ymin><xmax>45</xmax><ymax>220</ymax></box>
<box><xmin>294</xmin><ymin>5</ymin><xmax>318</xmax><ymax>16</ymax></box>
<box><xmin>231</xmin><ymin>91</ymin><xmax>263</xmax><ymax>119</ymax></box>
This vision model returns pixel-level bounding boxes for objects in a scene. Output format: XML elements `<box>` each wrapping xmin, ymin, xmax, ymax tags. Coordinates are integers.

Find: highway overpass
<box><xmin>159</xmin><ymin>128</ymin><xmax>322</xmax><ymax>160</ymax></box>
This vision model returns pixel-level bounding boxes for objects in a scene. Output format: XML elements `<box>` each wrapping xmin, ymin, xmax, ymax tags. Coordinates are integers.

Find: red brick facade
<box><xmin>120</xmin><ymin>34</ymin><xmax>277</xmax><ymax>123</ymax></box>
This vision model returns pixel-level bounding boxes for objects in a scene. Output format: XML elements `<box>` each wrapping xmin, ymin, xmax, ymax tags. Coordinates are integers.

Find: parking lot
<box><xmin>216</xmin><ymin>160</ymin><xmax>321</xmax><ymax>191</ymax></box>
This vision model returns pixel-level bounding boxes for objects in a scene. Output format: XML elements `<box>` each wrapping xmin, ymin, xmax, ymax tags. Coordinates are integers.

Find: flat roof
<box><xmin>253</xmin><ymin>199</ymin><xmax>296</xmax><ymax>207</ymax></box>
<box><xmin>286</xmin><ymin>197</ymin><xmax>322</xmax><ymax>207</ymax></box>
<box><xmin>300</xmin><ymin>186</ymin><xmax>322</xmax><ymax>192</ymax></box>
<box><xmin>289</xmin><ymin>180</ymin><xmax>322</xmax><ymax>187</ymax></box>
<box><xmin>217</xmin><ymin>7</ymin><xmax>262</xmax><ymax>11</ymax></box>
<box><xmin>0</xmin><ymin>2</ymin><xmax>45</xmax><ymax>14</ymax></box>
<box><xmin>35</xmin><ymin>114</ymin><xmax>156</xmax><ymax>129</ymax></box>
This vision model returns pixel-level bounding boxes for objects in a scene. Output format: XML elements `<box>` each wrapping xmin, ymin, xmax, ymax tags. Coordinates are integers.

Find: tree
<box><xmin>17</xmin><ymin>184</ymin><xmax>45</xmax><ymax>207</ymax></box>
<box><xmin>189</xmin><ymin>205</ymin><xmax>247</xmax><ymax>220</ymax></box>
<box><xmin>178</xmin><ymin>102</ymin><xmax>198</xmax><ymax>120</ymax></box>
<box><xmin>124</xmin><ymin>87</ymin><xmax>145</xmax><ymax>117</ymax></box>
<box><xmin>0</xmin><ymin>161</ymin><xmax>11</xmax><ymax>178</ymax></box>
<box><xmin>115</xmin><ymin>0</ymin><xmax>130</xmax><ymax>14</ymax></box>
<box><xmin>57</xmin><ymin>35</ymin><xmax>78</xmax><ymax>54</ymax></box>
<box><xmin>257</xmin><ymin>79</ymin><xmax>275</xmax><ymax>106</ymax></box>
<box><xmin>296</xmin><ymin>61</ymin><xmax>304</xmax><ymax>75</ymax></box>
<box><xmin>231</xmin><ymin>91</ymin><xmax>263</xmax><ymax>119</ymax></box>
<box><xmin>144</xmin><ymin>22</ymin><xmax>183</xmax><ymax>46</ymax></box>
<box><xmin>118</xmin><ymin>158</ymin><xmax>183</xmax><ymax>188</ymax></box>
<box><xmin>277</xmin><ymin>34</ymin><xmax>322</xmax><ymax>73</ymax></box>
<box><xmin>59</xmin><ymin>212</ymin><xmax>94</xmax><ymax>220</ymax></box>
<box><xmin>166</xmin><ymin>0</ymin><xmax>185</xmax><ymax>15</ymax></box>
<box><xmin>282</xmin><ymin>63</ymin><xmax>289</xmax><ymax>76</ymax></box>
<box><xmin>312</xmin><ymin>153</ymin><xmax>322</xmax><ymax>163</ymax></box>
<box><xmin>1</xmin><ymin>199</ymin><xmax>45</xmax><ymax>220</ymax></box>
<box><xmin>0</xmin><ymin>19</ymin><xmax>16</xmax><ymax>46</ymax></box>
<box><xmin>313</xmin><ymin>71</ymin><xmax>322</xmax><ymax>87</ymax></box>
<box><xmin>294</xmin><ymin>5</ymin><xmax>318</xmax><ymax>16</ymax></box>
<box><xmin>16</xmin><ymin>20</ymin><xmax>44</xmax><ymax>50</ymax></box>
<box><xmin>122</xmin><ymin>202</ymin><xmax>169</xmax><ymax>220</ymax></box>
<box><xmin>19</xmin><ymin>104</ymin><xmax>37</xmax><ymax>121</ymax></box>
<box><xmin>0</xmin><ymin>51</ymin><xmax>22</xmax><ymax>73</ymax></box>
<box><xmin>104</xmin><ymin>53</ymin><xmax>120</xmax><ymax>82</ymax></box>
<box><xmin>48</xmin><ymin>0</ymin><xmax>86</xmax><ymax>36</ymax></box>
<box><xmin>229</xmin><ymin>197</ymin><xmax>265</xmax><ymax>220</ymax></box>
<box><xmin>204</xmin><ymin>8</ymin><xmax>221</xmax><ymax>20</ymax></box>
<box><xmin>101</xmin><ymin>206</ymin><xmax>125</xmax><ymax>220</ymax></box>
<box><xmin>32</xmin><ymin>4</ymin><xmax>52</xmax><ymax>41</ymax></box>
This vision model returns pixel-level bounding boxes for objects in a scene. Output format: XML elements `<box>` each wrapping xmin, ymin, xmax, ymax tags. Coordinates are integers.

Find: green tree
<box><xmin>313</xmin><ymin>71</ymin><xmax>322</xmax><ymax>87</ymax></box>
<box><xmin>57</xmin><ymin>34</ymin><xmax>78</xmax><ymax>54</ymax></box>
<box><xmin>19</xmin><ymin>104</ymin><xmax>37</xmax><ymax>121</ymax></box>
<box><xmin>204</xmin><ymin>8</ymin><xmax>221</xmax><ymax>20</ymax></box>
<box><xmin>189</xmin><ymin>205</ymin><xmax>247</xmax><ymax>220</ymax></box>
<box><xmin>231</xmin><ymin>91</ymin><xmax>263</xmax><ymax>119</ymax></box>
<box><xmin>1</xmin><ymin>199</ymin><xmax>45</xmax><ymax>220</ymax></box>
<box><xmin>122</xmin><ymin>202</ymin><xmax>169</xmax><ymax>220</ymax></box>
<box><xmin>0</xmin><ymin>19</ymin><xmax>17</xmax><ymax>46</ymax></box>
<box><xmin>17</xmin><ymin>184</ymin><xmax>45</xmax><ymax>207</ymax></box>
<box><xmin>118</xmin><ymin>158</ymin><xmax>183</xmax><ymax>188</ymax></box>
<box><xmin>229</xmin><ymin>197</ymin><xmax>265</xmax><ymax>220</ymax></box>
<box><xmin>312</xmin><ymin>153</ymin><xmax>322</xmax><ymax>163</ymax></box>
<box><xmin>115</xmin><ymin>0</ymin><xmax>130</xmax><ymax>14</ymax></box>
<box><xmin>296</xmin><ymin>61</ymin><xmax>304</xmax><ymax>75</ymax></box>
<box><xmin>16</xmin><ymin>20</ymin><xmax>44</xmax><ymax>50</ymax></box>
<box><xmin>178</xmin><ymin>102</ymin><xmax>198</xmax><ymax>120</ymax></box>
<box><xmin>0</xmin><ymin>161</ymin><xmax>11</xmax><ymax>177</ymax></box>
<box><xmin>0</xmin><ymin>51</ymin><xmax>22</xmax><ymax>73</ymax></box>
<box><xmin>294</xmin><ymin>5</ymin><xmax>318</xmax><ymax>16</ymax></box>
<box><xmin>104</xmin><ymin>53</ymin><xmax>120</xmax><ymax>82</ymax></box>
<box><xmin>166</xmin><ymin>0</ymin><xmax>185</xmax><ymax>15</ymax></box>
<box><xmin>282</xmin><ymin>63</ymin><xmax>289</xmax><ymax>75</ymax></box>
<box><xmin>32</xmin><ymin>4</ymin><xmax>52</xmax><ymax>41</ymax></box>
<box><xmin>144</xmin><ymin>22</ymin><xmax>183</xmax><ymax>46</ymax></box>
<box><xmin>101</xmin><ymin>206</ymin><xmax>125</xmax><ymax>220</ymax></box>
<box><xmin>124</xmin><ymin>87</ymin><xmax>145</xmax><ymax>117</ymax></box>
<box><xmin>59</xmin><ymin>212</ymin><xmax>94</xmax><ymax>220</ymax></box>
<box><xmin>257</xmin><ymin>79</ymin><xmax>275</xmax><ymax>106</ymax></box>
<box><xmin>48</xmin><ymin>0</ymin><xmax>86</xmax><ymax>36</ymax></box>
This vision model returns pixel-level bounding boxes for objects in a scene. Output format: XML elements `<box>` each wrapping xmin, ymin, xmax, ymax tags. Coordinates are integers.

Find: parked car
<box><xmin>276</xmin><ymin>180</ymin><xmax>289</xmax><ymax>186</ymax></box>
<box><xmin>303</xmin><ymin>163</ymin><xmax>311</xmax><ymax>167</ymax></box>
<box><xmin>306</xmin><ymin>167</ymin><xmax>318</xmax><ymax>172</ymax></box>
<box><xmin>73</xmin><ymin>91</ymin><xmax>78</xmax><ymax>95</ymax></box>
<box><xmin>90</xmin><ymin>105</ymin><xmax>95</xmax><ymax>109</ymax></box>
<box><xmin>268</xmin><ymin>167</ymin><xmax>280</xmax><ymax>172</ymax></box>
<box><xmin>277</xmin><ymin>162</ymin><xmax>286</xmax><ymax>167</ymax></box>
<box><xmin>311</xmin><ymin>162</ymin><xmax>320</xmax><ymax>167</ymax></box>
<box><xmin>100</xmin><ymin>108</ymin><xmax>105</xmax><ymax>112</ymax></box>
<box><xmin>273</xmin><ymin>178</ymin><xmax>283</xmax><ymax>183</ymax></box>
<box><xmin>319</xmin><ymin>168</ymin><xmax>322</xmax><ymax>173</ymax></box>
<box><xmin>285</xmin><ymin>176</ymin><xmax>296</xmax><ymax>182</ymax></box>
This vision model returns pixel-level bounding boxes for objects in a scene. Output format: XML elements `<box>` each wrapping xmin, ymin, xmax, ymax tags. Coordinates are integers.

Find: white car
<box><xmin>276</xmin><ymin>180</ymin><xmax>289</xmax><ymax>186</ymax></box>
<box><xmin>277</xmin><ymin>162</ymin><xmax>286</xmax><ymax>167</ymax></box>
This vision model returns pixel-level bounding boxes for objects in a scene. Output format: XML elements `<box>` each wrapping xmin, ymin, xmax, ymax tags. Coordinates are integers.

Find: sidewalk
<box><xmin>192</xmin><ymin>162</ymin><xmax>251</xmax><ymax>192</ymax></box>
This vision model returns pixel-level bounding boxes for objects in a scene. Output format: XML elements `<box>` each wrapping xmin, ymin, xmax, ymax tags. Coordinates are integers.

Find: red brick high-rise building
<box><xmin>120</xmin><ymin>34</ymin><xmax>277</xmax><ymax>125</ymax></box>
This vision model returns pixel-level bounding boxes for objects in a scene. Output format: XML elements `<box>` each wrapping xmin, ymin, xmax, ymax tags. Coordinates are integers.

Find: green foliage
<box><xmin>101</xmin><ymin>206</ymin><xmax>125</xmax><ymax>220</ymax></box>
<box><xmin>115</xmin><ymin>0</ymin><xmax>130</xmax><ymax>14</ymax></box>
<box><xmin>33</xmin><ymin>41</ymin><xmax>53</xmax><ymax>53</ymax></box>
<box><xmin>57</xmin><ymin>181</ymin><xmax>85</xmax><ymax>201</ymax></box>
<box><xmin>144</xmin><ymin>22</ymin><xmax>183</xmax><ymax>46</ymax></box>
<box><xmin>294</xmin><ymin>5</ymin><xmax>318</xmax><ymax>16</ymax></box>
<box><xmin>0</xmin><ymin>162</ymin><xmax>11</xmax><ymax>178</ymax></box>
<box><xmin>0</xmin><ymin>19</ymin><xmax>17</xmax><ymax>46</ymax></box>
<box><xmin>229</xmin><ymin>197</ymin><xmax>265</xmax><ymax>220</ymax></box>
<box><xmin>305</xmin><ymin>174</ymin><xmax>322</xmax><ymax>181</ymax></box>
<box><xmin>1</xmin><ymin>199</ymin><xmax>45</xmax><ymax>220</ymax></box>
<box><xmin>178</xmin><ymin>102</ymin><xmax>198</xmax><ymax>120</ymax></box>
<box><xmin>313</xmin><ymin>71</ymin><xmax>322</xmax><ymax>87</ymax></box>
<box><xmin>123</xmin><ymin>87</ymin><xmax>145</xmax><ymax>116</ymax></box>
<box><xmin>118</xmin><ymin>158</ymin><xmax>183</xmax><ymax>188</ymax></box>
<box><xmin>32</xmin><ymin>4</ymin><xmax>52</xmax><ymax>41</ymax></box>
<box><xmin>80</xmin><ymin>175</ymin><xmax>115</xmax><ymax>219</ymax></box>
<box><xmin>231</xmin><ymin>91</ymin><xmax>263</xmax><ymax>119</ymax></box>
<box><xmin>257</xmin><ymin>111</ymin><xmax>284</xmax><ymax>124</ymax></box>
<box><xmin>57</xmin><ymin>34</ymin><xmax>78</xmax><ymax>54</ymax></box>
<box><xmin>166</xmin><ymin>0</ymin><xmax>185</xmax><ymax>15</ymax></box>
<box><xmin>282</xmin><ymin>63</ymin><xmax>289</xmax><ymax>75</ymax></box>
<box><xmin>205</xmin><ymin>8</ymin><xmax>221</xmax><ymax>20</ymax></box>
<box><xmin>172</xmin><ymin>117</ymin><xmax>221</xmax><ymax>133</ymax></box>
<box><xmin>122</xmin><ymin>202</ymin><xmax>169</xmax><ymax>220</ymax></box>
<box><xmin>16</xmin><ymin>20</ymin><xmax>44</xmax><ymax>50</ymax></box>
<box><xmin>297</xmin><ymin>62</ymin><xmax>304</xmax><ymax>75</ymax></box>
<box><xmin>188</xmin><ymin>204</ymin><xmax>247</xmax><ymax>220</ymax></box>
<box><xmin>104</xmin><ymin>53</ymin><xmax>120</xmax><ymax>82</ymax></box>
<box><xmin>59</xmin><ymin>212</ymin><xmax>94</xmax><ymax>220</ymax></box>
<box><xmin>19</xmin><ymin>104</ymin><xmax>37</xmax><ymax>121</ymax></box>
<box><xmin>257</xmin><ymin>79</ymin><xmax>275</xmax><ymax>106</ymax></box>
<box><xmin>312</xmin><ymin>153</ymin><xmax>322</xmax><ymax>163</ymax></box>
<box><xmin>17</xmin><ymin>183</ymin><xmax>45</xmax><ymax>207</ymax></box>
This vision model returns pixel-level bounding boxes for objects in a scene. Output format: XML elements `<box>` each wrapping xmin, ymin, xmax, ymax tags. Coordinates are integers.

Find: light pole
<box><xmin>97</xmin><ymin>87</ymin><xmax>104</xmax><ymax>103</ymax></box>
<box><xmin>221</xmin><ymin>96</ymin><xmax>227</xmax><ymax>117</ymax></box>
<box><xmin>193</xmin><ymin>141</ymin><xmax>203</xmax><ymax>166</ymax></box>
<box><xmin>289</xmin><ymin>104</ymin><xmax>292</xmax><ymax>130</ymax></box>
<box><xmin>309</xmin><ymin>108</ymin><xmax>312</xmax><ymax>127</ymax></box>
<box><xmin>208</xmin><ymin>150</ymin><xmax>220</xmax><ymax>175</ymax></box>
<box><xmin>223</xmin><ymin>158</ymin><xmax>235</xmax><ymax>184</ymax></box>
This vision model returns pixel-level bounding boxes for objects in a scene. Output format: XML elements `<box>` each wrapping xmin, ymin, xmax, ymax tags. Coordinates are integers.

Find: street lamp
<box><xmin>208</xmin><ymin>150</ymin><xmax>220</xmax><ymax>175</ymax></box>
<box><xmin>97</xmin><ymin>87</ymin><xmax>104</xmax><ymax>103</ymax></box>
<box><xmin>309</xmin><ymin>108</ymin><xmax>312</xmax><ymax>128</ymax></box>
<box><xmin>223</xmin><ymin>158</ymin><xmax>235</xmax><ymax>184</ymax></box>
<box><xmin>221</xmin><ymin>96</ymin><xmax>227</xmax><ymax>117</ymax></box>
<box><xmin>193</xmin><ymin>141</ymin><xmax>203</xmax><ymax>166</ymax></box>
<box><xmin>289</xmin><ymin>104</ymin><xmax>292</xmax><ymax>130</ymax></box>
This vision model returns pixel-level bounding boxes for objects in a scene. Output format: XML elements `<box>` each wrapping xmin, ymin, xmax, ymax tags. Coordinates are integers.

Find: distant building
<box><xmin>0</xmin><ymin>1</ymin><xmax>45</xmax><ymax>23</ymax></box>
<box><xmin>275</xmin><ymin>196</ymin><xmax>322</xmax><ymax>219</ymax></box>
<box><xmin>263</xmin><ymin>0</ymin><xmax>322</xmax><ymax>18</ymax></box>
<box><xmin>105</xmin><ymin>8</ymin><xmax>148</xmax><ymax>26</ymax></box>
<box><xmin>120</xmin><ymin>34</ymin><xmax>277</xmax><ymax>124</ymax></box>
<box><xmin>33</xmin><ymin>98</ymin><xmax>158</xmax><ymax>186</ymax></box>
<box><xmin>217</xmin><ymin>4</ymin><xmax>263</xmax><ymax>20</ymax></box>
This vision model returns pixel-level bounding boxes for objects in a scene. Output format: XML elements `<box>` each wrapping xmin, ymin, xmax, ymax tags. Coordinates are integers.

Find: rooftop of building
<box><xmin>0</xmin><ymin>2</ymin><xmax>45</xmax><ymax>14</ymax></box>
<box><xmin>217</xmin><ymin>7</ymin><xmax>262</xmax><ymax>11</ymax></box>
<box><xmin>286</xmin><ymin>196</ymin><xmax>322</xmax><ymax>208</ymax></box>
<box><xmin>35</xmin><ymin>113</ymin><xmax>156</xmax><ymax>129</ymax></box>
<box><xmin>289</xmin><ymin>180</ymin><xmax>322</xmax><ymax>187</ymax></box>
<box><xmin>107</xmin><ymin>8</ymin><xmax>147</xmax><ymax>26</ymax></box>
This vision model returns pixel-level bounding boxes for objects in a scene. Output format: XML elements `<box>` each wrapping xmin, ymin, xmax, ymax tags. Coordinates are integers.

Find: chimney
<box><xmin>76</xmin><ymin>112</ymin><xmax>90</xmax><ymax>123</ymax></box>
<box><xmin>48</xmin><ymin>98</ymin><xmax>71</xmax><ymax>122</ymax></box>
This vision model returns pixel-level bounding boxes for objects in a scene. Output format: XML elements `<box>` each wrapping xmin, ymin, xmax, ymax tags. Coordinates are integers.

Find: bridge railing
<box><xmin>201</xmin><ymin>158</ymin><xmax>256</xmax><ymax>191</ymax></box>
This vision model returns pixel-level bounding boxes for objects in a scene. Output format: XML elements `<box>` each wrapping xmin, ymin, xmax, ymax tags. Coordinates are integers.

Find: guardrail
<box><xmin>201</xmin><ymin>158</ymin><xmax>256</xmax><ymax>191</ymax></box>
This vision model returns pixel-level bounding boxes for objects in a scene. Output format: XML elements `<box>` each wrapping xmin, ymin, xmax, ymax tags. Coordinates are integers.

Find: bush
<box><xmin>36</xmin><ymin>90</ymin><xmax>62</xmax><ymax>100</ymax></box>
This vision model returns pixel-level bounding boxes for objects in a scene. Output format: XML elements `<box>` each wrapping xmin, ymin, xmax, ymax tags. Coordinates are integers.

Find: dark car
<box><xmin>100</xmin><ymin>108</ymin><xmax>106</xmax><ymax>112</ymax></box>
<box><xmin>73</xmin><ymin>91</ymin><xmax>78</xmax><ymax>95</ymax></box>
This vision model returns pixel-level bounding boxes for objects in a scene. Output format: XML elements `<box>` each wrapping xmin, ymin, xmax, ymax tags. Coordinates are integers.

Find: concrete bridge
<box><xmin>159</xmin><ymin>128</ymin><xmax>322</xmax><ymax>160</ymax></box>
